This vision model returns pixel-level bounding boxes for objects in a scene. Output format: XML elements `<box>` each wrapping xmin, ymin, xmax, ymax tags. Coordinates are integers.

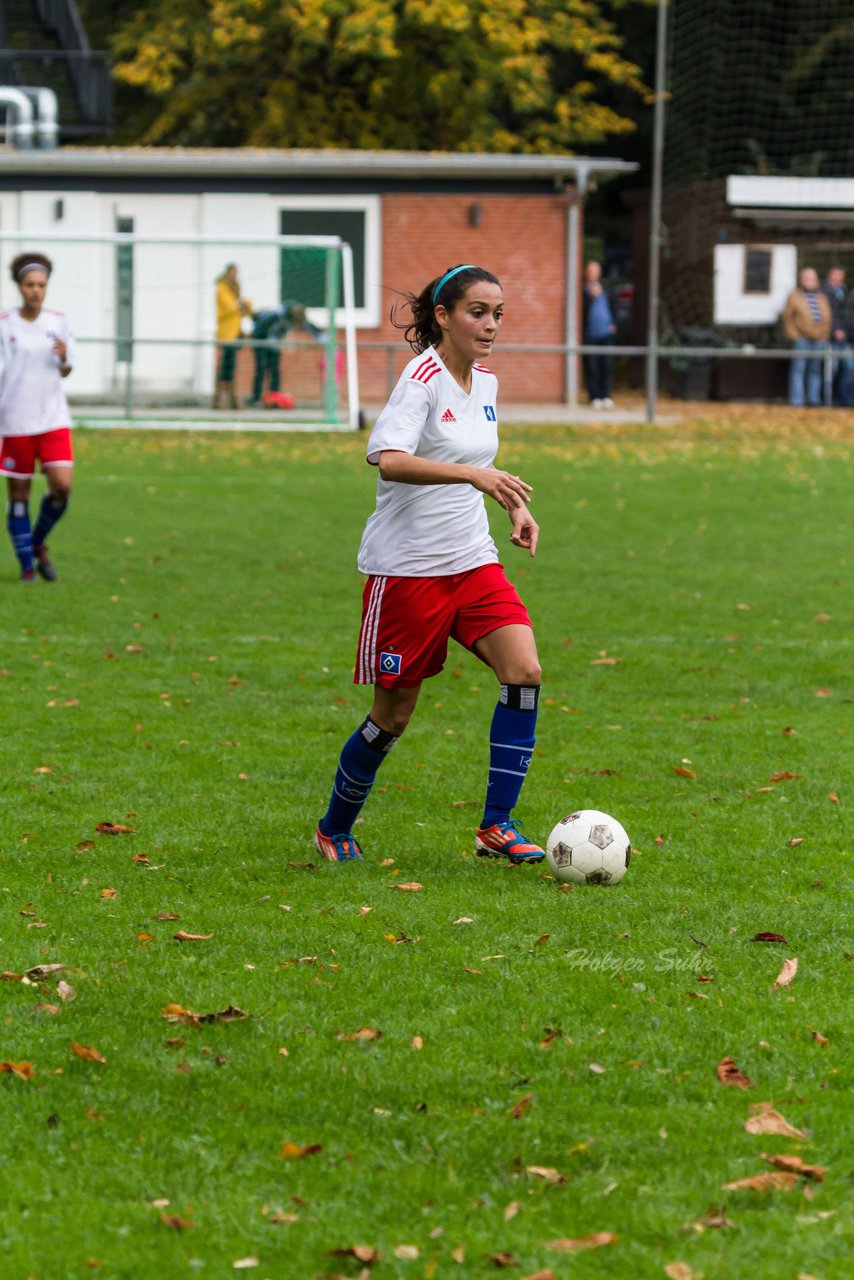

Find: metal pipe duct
<box><xmin>19</xmin><ymin>86</ymin><xmax>59</xmax><ymax>149</ymax></box>
<box><xmin>0</xmin><ymin>86</ymin><xmax>35</xmax><ymax>149</ymax></box>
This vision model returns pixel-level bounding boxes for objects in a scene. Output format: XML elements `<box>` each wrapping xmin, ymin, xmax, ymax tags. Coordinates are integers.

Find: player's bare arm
<box><xmin>508</xmin><ymin>501</ymin><xmax>539</xmax><ymax>557</ymax></box>
<box><xmin>377</xmin><ymin>449</ymin><xmax>532</xmax><ymax>509</ymax></box>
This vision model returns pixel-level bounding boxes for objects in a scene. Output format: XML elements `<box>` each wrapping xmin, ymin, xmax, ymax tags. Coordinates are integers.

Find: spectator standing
<box><xmin>821</xmin><ymin>266</ymin><xmax>852</xmax><ymax>407</ymax></box>
<box><xmin>214</xmin><ymin>264</ymin><xmax>251</xmax><ymax>410</ymax></box>
<box><xmin>247</xmin><ymin>301</ymin><xmax>323</xmax><ymax>407</ymax></box>
<box><xmin>0</xmin><ymin>252</ymin><xmax>75</xmax><ymax>582</ymax></box>
<box><xmin>582</xmin><ymin>261</ymin><xmax>617</xmax><ymax>409</ymax></box>
<box><xmin>782</xmin><ymin>268</ymin><xmax>831</xmax><ymax>408</ymax></box>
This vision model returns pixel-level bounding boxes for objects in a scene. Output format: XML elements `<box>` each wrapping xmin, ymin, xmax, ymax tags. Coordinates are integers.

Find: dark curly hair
<box><xmin>11</xmin><ymin>252</ymin><xmax>53</xmax><ymax>283</ymax></box>
<box><xmin>391</xmin><ymin>265</ymin><xmax>501</xmax><ymax>353</ymax></box>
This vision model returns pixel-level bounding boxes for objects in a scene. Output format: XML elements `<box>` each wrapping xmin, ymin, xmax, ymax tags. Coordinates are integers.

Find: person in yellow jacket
<box><xmin>214</xmin><ymin>264</ymin><xmax>252</xmax><ymax>409</ymax></box>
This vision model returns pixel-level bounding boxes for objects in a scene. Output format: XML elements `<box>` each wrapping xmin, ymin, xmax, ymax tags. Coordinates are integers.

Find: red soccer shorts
<box><xmin>355</xmin><ymin>562</ymin><xmax>532</xmax><ymax>688</ymax></box>
<box><xmin>0</xmin><ymin>428</ymin><xmax>74</xmax><ymax>478</ymax></box>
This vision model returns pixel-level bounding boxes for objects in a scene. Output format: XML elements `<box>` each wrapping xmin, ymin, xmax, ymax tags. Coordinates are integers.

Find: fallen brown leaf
<box><xmin>788</xmin><ymin>837</ymin><xmax>805</xmax><ymax>847</ymax></box>
<box><xmin>391</xmin><ymin>882</ymin><xmax>422</xmax><ymax>892</ymax></box>
<box><xmin>664</xmin><ymin>1263</ymin><xmax>702</xmax><ymax>1280</ymax></box>
<box><xmin>327</xmin><ymin>1245</ymin><xmax>380</xmax><ymax>1264</ymax></box>
<box><xmin>751</xmin><ymin>932</ymin><xmax>787</xmax><ymax>944</ymax></box>
<box><xmin>132</xmin><ymin>854</ymin><xmax>151</xmax><ymax>865</ymax></box>
<box><xmin>0</xmin><ymin>1060</ymin><xmax>34</xmax><ymax>1080</ymax></box>
<box><xmin>33</xmin><ymin>1002</ymin><xmax>60</xmax><ymax>1015</ymax></box>
<box><xmin>100</xmin><ymin>887</ymin><xmax>118</xmax><ymax>899</ymax></box>
<box><xmin>71</xmin><ymin>1041</ymin><xmax>106</xmax><ymax>1064</ymax></box>
<box><xmin>544</xmin><ymin>1232</ymin><xmax>618</xmax><ymax>1253</ymax></box>
<box><xmin>173</xmin><ymin>931</ymin><xmax>215</xmax><ymax>942</ymax></box>
<box><xmin>716</xmin><ymin>1056</ymin><xmax>754</xmax><ymax>1089</ymax></box>
<box><xmin>287</xmin><ymin>860</ymin><xmax>317</xmax><ymax>870</ymax></box>
<box><xmin>524</xmin><ymin>1165</ymin><xmax>567</xmax><ymax>1184</ymax></box>
<box><xmin>56</xmin><ymin>981</ymin><xmax>76</xmax><ymax>1002</ymax></box>
<box><xmin>673</xmin><ymin>765</ymin><xmax>697</xmax><ymax>779</ymax></box>
<box><xmin>761</xmin><ymin>1153</ymin><xmax>825</xmax><ymax>1182</ymax></box>
<box><xmin>744</xmin><ymin>1105</ymin><xmax>806</xmax><ymax>1139</ymax></box>
<box><xmin>488</xmin><ymin>1252</ymin><xmax>518</xmax><ymax>1268</ymax></box>
<box><xmin>503</xmin><ymin>1200</ymin><xmax>521</xmax><ymax>1222</ymax></box>
<box><xmin>769</xmin><ymin>771</ymin><xmax>801</xmax><ymax>783</ymax></box>
<box><xmin>22</xmin><ymin>963</ymin><xmax>65</xmax><ymax>983</ymax></box>
<box><xmin>76</xmin><ymin>839</ymin><xmax>96</xmax><ymax>851</ymax></box>
<box><xmin>722</xmin><ymin>1172</ymin><xmax>798</xmax><ymax>1192</ymax></box>
<box><xmin>509</xmin><ymin>1092</ymin><xmax>533</xmax><ymax>1119</ymax></box>
<box><xmin>96</xmin><ymin>822</ymin><xmax>136</xmax><ymax>835</ymax></box>
<box><xmin>161</xmin><ymin>1003</ymin><xmax>247</xmax><ymax>1025</ymax></box>
<box><xmin>692</xmin><ymin>1206</ymin><xmax>734</xmax><ymax>1231</ymax></box>
<box><xmin>280</xmin><ymin>1141</ymin><xmax>323</xmax><ymax>1160</ymax></box>
<box><xmin>810</xmin><ymin>1029</ymin><xmax>829</xmax><ymax>1046</ymax></box>
<box><xmin>160</xmin><ymin>1214</ymin><xmax>194</xmax><ymax>1230</ymax></box>
<box><xmin>828</xmin><ymin>791</ymin><xmax>839</xmax><ymax>804</ymax></box>
<box><xmin>520</xmin><ymin>1272</ymin><xmax>557</xmax><ymax>1280</ymax></box>
<box><xmin>153</xmin><ymin>912</ymin><xmax>181</xmax><ymax>921</ymax></box>
<box><xmin>771</xmin><ymin>957</ymin><xmax>798</xmax><ymax>991</ymax></box>
<box><xmin>336</xmin><ymin>1027</ymin><xmax>382</xmax><ymax>1042</ymax></box>
<box><xmin>590</xmin><ymin>656</ymin><xmax>621</xmax><ymax>665</ymax></box>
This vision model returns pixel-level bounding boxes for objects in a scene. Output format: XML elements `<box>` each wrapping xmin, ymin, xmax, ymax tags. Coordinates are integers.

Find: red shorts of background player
<box><xmin>0</xmin><ymin>428</ymin><xmax>74</xmax><ymax>479</ymax></box>
<box><xmin>355</xmin><ymin>562</ymin><xmax>532</xmax><ymax>688</ymax></box>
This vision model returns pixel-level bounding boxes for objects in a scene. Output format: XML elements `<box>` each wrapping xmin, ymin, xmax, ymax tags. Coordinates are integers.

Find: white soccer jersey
<box><xmin>0</xmin><ymin>307</ymin><xmax>75</xmax><ymax>437</ymax></box>
<box><xmin>357</xmin><ymin>346</ymin><xmax>501</xmax><ymax>576</ymax></box>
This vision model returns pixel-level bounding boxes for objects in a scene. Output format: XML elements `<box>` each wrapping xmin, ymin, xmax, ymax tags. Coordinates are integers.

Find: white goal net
<box><xmin>0</xmin><ymin>231</ymin><xmax>360</xmax><ymax>430</ymax></box>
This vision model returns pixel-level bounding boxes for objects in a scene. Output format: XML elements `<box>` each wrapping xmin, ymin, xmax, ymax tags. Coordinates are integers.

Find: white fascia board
<box><xmin>727</xmin><ymin>175</ymin><xmax>854</xmax><ymax>210</ymax></box>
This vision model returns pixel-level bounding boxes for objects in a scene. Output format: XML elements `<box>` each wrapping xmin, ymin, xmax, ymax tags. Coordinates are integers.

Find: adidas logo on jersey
<box><xmin>441</xmin><ymin>408</ymin><xmax>457</xmax><ymax>423</ymax></box>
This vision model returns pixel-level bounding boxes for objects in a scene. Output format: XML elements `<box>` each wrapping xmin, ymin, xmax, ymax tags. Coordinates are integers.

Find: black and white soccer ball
<box><xmin>546</xmin><ymin>809</ymin><xmax>632</xmax><ymax>886</ymax></box>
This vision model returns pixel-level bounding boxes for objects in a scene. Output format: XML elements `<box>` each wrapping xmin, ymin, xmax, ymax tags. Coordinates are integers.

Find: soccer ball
<box><xmin>546</xmin><ymin>809</ymin><xmax>631</xmax><ymax>886</ymax></box>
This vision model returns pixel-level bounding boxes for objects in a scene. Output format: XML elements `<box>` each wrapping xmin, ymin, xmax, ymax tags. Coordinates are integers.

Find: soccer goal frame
<box><xmin>0</xmin><ymin>230</ymin><xmax>361</xmax><ymax>431</ymax></box>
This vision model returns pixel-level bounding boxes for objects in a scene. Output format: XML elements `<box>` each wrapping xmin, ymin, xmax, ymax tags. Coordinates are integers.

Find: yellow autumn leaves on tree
<box><xmin>110</xmin><ymin>0</ymin><xmax>652</xmax><ymax>151</ymax></box>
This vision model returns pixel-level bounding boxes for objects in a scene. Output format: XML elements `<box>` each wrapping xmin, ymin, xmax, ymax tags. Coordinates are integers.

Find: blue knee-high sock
<box><xmin>6</xmin><ymin>500</ymin><xmax>33</xmax><ymax>574</ymax></box>
<box><xmin>319</xmin><ymin>716</ymin><xmax>399</xmax><ymax>836</ymax></box>
<box><xmin>481</xmin><ymin>684</ymin><xmax>539</xmax><ymax>828</ymax></box>
<box><xmin>32</xmin><ymin>492</ymin><xmax>68</xmax><ymax>549</ymax></box>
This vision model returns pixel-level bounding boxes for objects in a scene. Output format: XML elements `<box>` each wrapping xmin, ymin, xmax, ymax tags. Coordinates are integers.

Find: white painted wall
<box><xmin>713</xmin><ymin>243</ymin><xmax>797</xmax><ymax>325</ymax></box>
<box><xmin>0</xmin><ymin>189</ymin><xmax>373</xmax><ymax>400</ymax></box>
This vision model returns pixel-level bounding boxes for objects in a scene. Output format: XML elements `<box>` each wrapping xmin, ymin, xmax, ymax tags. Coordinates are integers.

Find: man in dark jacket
<box><xmin>248</xmin><ymin>301</ymin><xmax>323</xmax><ymax>406</ymax></box>
<box><xmin>821</xmin><ymin>267</ymin><xmax>852</xmax><ymax>407</ymax></box>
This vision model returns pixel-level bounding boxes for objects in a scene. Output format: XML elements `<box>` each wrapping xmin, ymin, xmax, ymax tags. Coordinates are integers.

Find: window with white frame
<box><xmin>279</xmin><ymin>196</ymin><xmax>380</xmax><ymax>327</ymax></box>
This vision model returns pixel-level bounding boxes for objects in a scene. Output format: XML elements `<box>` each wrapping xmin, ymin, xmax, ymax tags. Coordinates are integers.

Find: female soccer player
<box><xmin>315</xmin><ymin>264</ymin><xmax>545</xmax><ymax>865</ymax></box>
<box><xmin>0</xmin><ymin>252</ymin><xmax>75</xmax><ymax>581</ymax></box>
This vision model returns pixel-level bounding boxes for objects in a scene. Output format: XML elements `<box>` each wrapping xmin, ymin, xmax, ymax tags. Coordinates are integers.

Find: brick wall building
<box><xmin>0</xmin><ymin>148</ymin><xmax>636</xmax><ymax>413</ymax></box>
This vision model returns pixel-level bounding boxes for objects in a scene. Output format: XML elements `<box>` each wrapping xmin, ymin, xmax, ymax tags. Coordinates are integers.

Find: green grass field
<box><xmin>0</xmin><ymin>410</ymin><xmax>851</xmax><ymax>1280</ymax></box>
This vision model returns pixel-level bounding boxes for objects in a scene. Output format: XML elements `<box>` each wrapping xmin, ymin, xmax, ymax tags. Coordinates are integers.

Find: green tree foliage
<box><xmin>107</xmin><ymin>0</ymin><xmax>654</xmax><ymax>151</ymax></box>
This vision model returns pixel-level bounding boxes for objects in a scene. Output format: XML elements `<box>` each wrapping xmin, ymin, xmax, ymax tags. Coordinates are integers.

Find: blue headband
<box><xmin>432</xmin><ymin>264</ymin><xmax>476</xmax><ymax>305</ymax></box>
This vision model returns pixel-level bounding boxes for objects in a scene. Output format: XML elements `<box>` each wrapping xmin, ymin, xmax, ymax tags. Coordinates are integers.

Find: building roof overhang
<box><xmin>0</xmin><ymin>145</ymin><xmax>638</xmax><ymax>191</ymax></box>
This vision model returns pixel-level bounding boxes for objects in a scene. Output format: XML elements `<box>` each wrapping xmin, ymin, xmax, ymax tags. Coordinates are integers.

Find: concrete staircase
<box><xmin>1</xmin><ymin>0</ymin><xmax>111</xmax><ymax>137</ymax></box>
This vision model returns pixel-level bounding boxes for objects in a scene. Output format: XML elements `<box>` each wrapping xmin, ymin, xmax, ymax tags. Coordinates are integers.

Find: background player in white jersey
<box><xmin>315</xmin><ymin>264</ymin><xmax>545</xmax><ymax>865</ymax></box>
<box><xmin>0</xmin><ymin>252</ymin><xmax>76</xmax><ymax>582</ymax></box>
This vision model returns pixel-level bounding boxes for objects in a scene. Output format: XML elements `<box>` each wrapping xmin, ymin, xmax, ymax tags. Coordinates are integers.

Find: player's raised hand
<box><xmin>508</xmin><ymin>502</ymin><xmax>539</xmax><ymax>557</ymax></box>
<box><xmin>472</xmin><ymin>466</ymin><xmax>532</xmax><ymax>510</ymax></box>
